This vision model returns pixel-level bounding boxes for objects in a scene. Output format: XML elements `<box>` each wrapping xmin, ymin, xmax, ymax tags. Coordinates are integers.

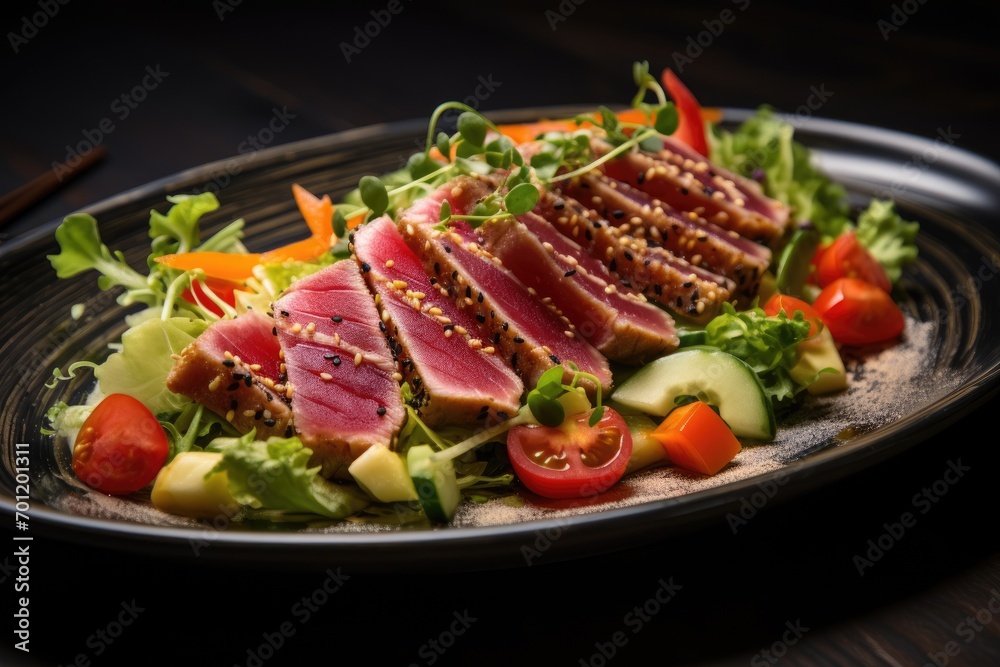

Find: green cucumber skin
<box><xmin>611</xmin><ymin>348</ymin><xmax>776</xmax><ymax>441</ymax></box>
<box><xmin>407</xmin><ymin>445</ymin><xmax>459</xmax><ymax>523</ymax></box>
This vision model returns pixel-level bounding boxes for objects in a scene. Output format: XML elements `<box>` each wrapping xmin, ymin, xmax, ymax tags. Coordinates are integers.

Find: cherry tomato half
<box><xmin>72</xmin><ymin>394</ymin><xmax>170</xmax><ymax>495</ymax></box>
<box><xmin>813</xmin><ymin>231</ymin><xmax>891</xmax><ymax>292</ymax></box>
<box><xmin>762</xmin><ymin>294</ymin><xmax>823</xmax><ymax>337</ymax></box>
<box><xmin>811</xmin><ymin>278</ymin><xmax>905</xmax><ymax>346</ymax></box>
<box><xmin>507</xmin><ymin>407</ymin><xmax>633</xmax><ymax>499</ymax></box>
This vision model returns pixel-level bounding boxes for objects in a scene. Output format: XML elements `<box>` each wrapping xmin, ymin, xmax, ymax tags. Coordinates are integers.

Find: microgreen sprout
<box><xmin>430</xmin><ymin>363</ymin><xmax>603</xmax><ymax>464</ymax></box>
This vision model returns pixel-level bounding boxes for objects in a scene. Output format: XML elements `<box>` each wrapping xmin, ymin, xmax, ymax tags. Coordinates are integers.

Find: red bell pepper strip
<box><xmin>661</xmin><ymin>69</ymin><xmax>709</xmax><ymax>156</ymax></box>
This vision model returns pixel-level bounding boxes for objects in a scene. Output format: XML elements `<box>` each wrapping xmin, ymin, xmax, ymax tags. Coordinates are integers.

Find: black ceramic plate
<box><xmin>2</xmin><ymin>108</ymin><xmax>999</xmax><ymax>571</ymax></box>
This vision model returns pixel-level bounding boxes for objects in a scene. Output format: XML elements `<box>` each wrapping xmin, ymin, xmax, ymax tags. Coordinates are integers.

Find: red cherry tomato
<box><xmin>181</xmin><ymin>276</ymin><xmax>241</xmax><ymax>316</ymax></box>
<box><xmin>763</xmin><ymin>294</ymin><xmax>823</xmax><ymax>337</ymax></box>
<box><xmin>813</xmin><ymin>231</ymin><xmax>891</xmax><ymax>292</ymax></box>
<box><xmin>811</xmin><ymin>278</ymin><xmax>905</xmax><ymax>346</ymax></box>
<box><xmin>507</xmin><ymin>407</ymin><xmax>633</xmax><ymax>499</ymax></box>
<box><xmin>72</xmin><ymin>394</ymin><xmax>170</xmax><ymax>495</ymax></box>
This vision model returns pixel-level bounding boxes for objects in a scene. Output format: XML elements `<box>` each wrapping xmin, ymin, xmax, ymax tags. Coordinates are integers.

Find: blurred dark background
<box><xmin>2</xmin><ymin>1</ymin><xmax>999</xmax><ymax>665</ymax></box>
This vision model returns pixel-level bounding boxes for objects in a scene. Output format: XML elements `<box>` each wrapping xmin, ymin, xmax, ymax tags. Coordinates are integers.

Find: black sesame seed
<box><xmin>429</xmin><ymin>277</ymin><xmax>437</xmax><ymax>285</ymax></box>
<box><xmin>434</xmin><ymin>262</ymin><xmax>441</xmax><ymax>274</ymax></box>
<box><xmin>272</xmin><ymin>327</ymin><xmax>277</xmax><ymax>336</ymax></box>
<box><xmin>244</xmin><ymin>376</ymin><xmax>253</xmax><ymax>387</ymax></box>
<box><xmin>332</xmin><ymin>315</ymin><xmax>343</xmax><ymax>323</ymax></box>
<box><xmin>222</xmin><ymin>359</ymin><xmax>235</xmax><ymax>367</ymax></box>
<box><xmin>513</xmin><ymin>336</ymin><xmax>525</xmax><ymax>344</ymax></box>
<box><xmin>612</xmin><ymin>209</ymin><xmax>625</xmax><ymax>219</ymax></box>
<box><xmin>549</xmin><ymin>354</ymin><xmax>561</xmax><ymax>364</ymax></box>
<box><xmin>680</xmin><ymin>187</ymin><xmax>689</xmax><ymax>195</ymax></box>
<box><xmin>654</xmin><ymin>284</ymin><xmax>663</xmax><ymax>295</ymax></box>
<box><xmin>609</xmin><ymin>259</ymin><xmax>617</xmax><ymax>272</ymax></box>
<box><xmin>511</xmin><ymin>353</ymin><xmax>518</xmax><ymax>367</ymax></box>
<box><xmin>280</xmin><ymin>310</ymin><xmax>290</xmax><ymax>317</ymax></box>
<box><xmin>379</xmin><ymin>321</ymin><xmax>386</xmax><ymax>332</ymax></box>
<box><xmin>254</xmin><ymin>410</ymin><xmax>263</xmax><ymax>420</ymax></box>
<box><xmin>377</xmin><ymin>406</ymin><xmax>387</xmax><ymax>417</ymax></box>
<box><xmin>361</xmin><ymin>262</ymin><xmax>371</xmax><ymax>272</ymax></box>
<box><xmin>624</xmin><ymin>251</ymin><xmax>633</xmax><ymax>262</ymax></box>
<box><xmin>554</xmin><ymin>202</ymin><xmax>565</xmax><ymax>210</ymax></box>
<box><xmin>476</xmin><ymin>313</ymin><xmax>486</xmax><ymax>323</ymax></box>
<box><xmin>620</xmin><ymin>279</ymin><xmax>632</xmax><ymax>288</ymax></box>
<box><xmin>230</xmin><ymin>399</ymin><xmax>238</xmax><ymax>410</ymax></box>
<box><xmin>226</xmin><ymin>382</ymin><xmax>240</xmax><ymax>391</ymax></box>
<box><xmin>443</xmin><ymin>324</ymin><xmax>455</xmax><ymax>331</ymax></box>
<box><xmin>263</xmin><ymin>418</ymin><xmax>277</xmax><ymax>427</ymax></box>
<box><xmin>683</xmin><ymin>281</ymin><xmax>693</xmax><ymax>288</ymax></box>
<box><xmin>265</xmin><ymin>391</ymin><xmax>274</xmax><ymax>402</ymax></box>
<box><xmin>284</xmin><ymin>425</ymin><xmax>293</xmax><ymax>437</ymax></box>
<box><xmin>444</xmin><ymin>245</ymin><xmax>452</xmax><ymax>253</ymax></box>
<box><xmin>493</xmin><ymin>332</ymin><xmax>501</xmax><ymax>344</ymax></box>
<box><xmin>564</xmin><ymin>269</ymin><xmax>576</xmax><ymax>278</ymax></box>
<box><xmin>637</xmin><ymin>172</ymin><xmax>646</xmax><ymax>184</ymax></box>
<box><xmin>502</xmin><ymin>322</ymin><xmax>509</xmax><ymax>331</ymax></box>
<box><xmin>465</xmin><ymin>285</ymin><xmax>472</xmax><ymax>298</ymax></box>
<box><xmin>477</xmin><ymin>292</ymin><xmax>484</xmax><ymax>303</ymax></box>
<box><xmin>497</xmin><ymin>411</ymin><xmax>509</xmax><ymax>421</ymax></box>
<box><xmin>476</xmin><ymin>412</ymin><xmax>488</xmax><ymax>420</ymax></box>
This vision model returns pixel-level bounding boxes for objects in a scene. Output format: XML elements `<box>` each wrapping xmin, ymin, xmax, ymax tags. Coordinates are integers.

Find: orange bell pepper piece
<box><xmin>651</xmin><ymin>400</ymin><xmax>741</xmax><ymax>475</ymax></box>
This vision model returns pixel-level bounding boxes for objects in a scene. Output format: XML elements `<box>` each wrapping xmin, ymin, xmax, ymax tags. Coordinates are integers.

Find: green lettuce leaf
<box><xmin>709</xmin><ymin>106</ymin><xmax>919</xmax><ymax>283</ymax></box>
<box><xmin>210</xmin><ymin>433</ymin><xmax>370</xmax><ymax>519</ymax></box>
<box><xmin>703</xmin><ymin>303</ymin><xmax>814</xmax><ymax>405</ymax></box>
<box><xmin>854</xmin><ymin>199</ymin><xmax>920</xmax><ymax>283</ymax></box>
<box><xmin>148</xmin><ymin>192</ymin><xmax>221</xmax><ymax>256</ymax></box>
<box><xmin>48</xmin><ymin>214</ymin><xmax>152</xmax><ymax>295</ymax></box>
<box><xmin>95</xmin><ymin>317</ymin><xmax>208</xmax><ymax>415</ymax></box>
<box><xmin>709</xmin><ymin>106</ymin><xmax>852</xmax><ymax>238</ymax></box>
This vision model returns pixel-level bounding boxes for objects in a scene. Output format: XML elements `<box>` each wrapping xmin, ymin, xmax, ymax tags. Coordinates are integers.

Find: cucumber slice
<box><xmin>775</xmin><ymin>229</ymin><xmax>820</xmax><ymax>298</ymax></box>
<box><xmin>406</xmin><ymin>444</ymin><xmax>460</xmax><ymax>522</ymax></box>
<box><xmin>676</xmin><ymin>329</ymin><xmax>707</xmax><ymax>348</ymax></box>
<box><xmin>610</xmin><ymin>348</ymin><xmax>776</xmax><ymax>440</ymax></box>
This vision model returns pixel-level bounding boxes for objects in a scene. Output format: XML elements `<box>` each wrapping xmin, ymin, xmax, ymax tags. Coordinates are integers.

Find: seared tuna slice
<box><xmin>273</xmin><ymin>260</ymin><xmax>405</xmax><ymax>478</ymax></box>
<box><xmin>398</xmin><ymin>177</ymin><xmax>612</xmax><ymax>395</ymax></box>
<box><xmin>534</xmin><ymin>188</ymin><xmax>734</xmax><ymax>323</ymax></box>
<box><xmin>594</xmin><ymin>140</ymin><xmax>788</xmax><ymax>245</ymax></box>
<box><xmin>659</xmin><ymin>135</ymin><xmax>788</xmax><ymax>223</ymax></box>
<box><xmin>561</xmin><ymin>172</ymin><xmax>771</xmax><ymax>299</ymax></box>
<box><xmin>166</xmin><ymin>310</ymin><xmax>292</xmax><ymax>440</ymax></box>
<box><xmin>478</xmin><ymin>211</ymin><xmax>678</xmax><ymax>364</ymax></box>
<box><xmin>352</xmin><ymin>216</ymin><xmax>523</xmax><ymax>426</ymax></box>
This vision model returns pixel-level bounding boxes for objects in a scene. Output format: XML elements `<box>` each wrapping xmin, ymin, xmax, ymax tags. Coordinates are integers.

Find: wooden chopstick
<box><xmin>0</xmin><ymin>145</ymin><xmax>108</xmax><ymax>229</ymax></box>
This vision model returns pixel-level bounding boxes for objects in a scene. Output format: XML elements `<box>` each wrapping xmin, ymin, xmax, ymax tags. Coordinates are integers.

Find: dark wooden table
<box><xmin>3</xmin><ymin>1</ymin><xmax>999</xmax><ymax>665</ymax></box>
